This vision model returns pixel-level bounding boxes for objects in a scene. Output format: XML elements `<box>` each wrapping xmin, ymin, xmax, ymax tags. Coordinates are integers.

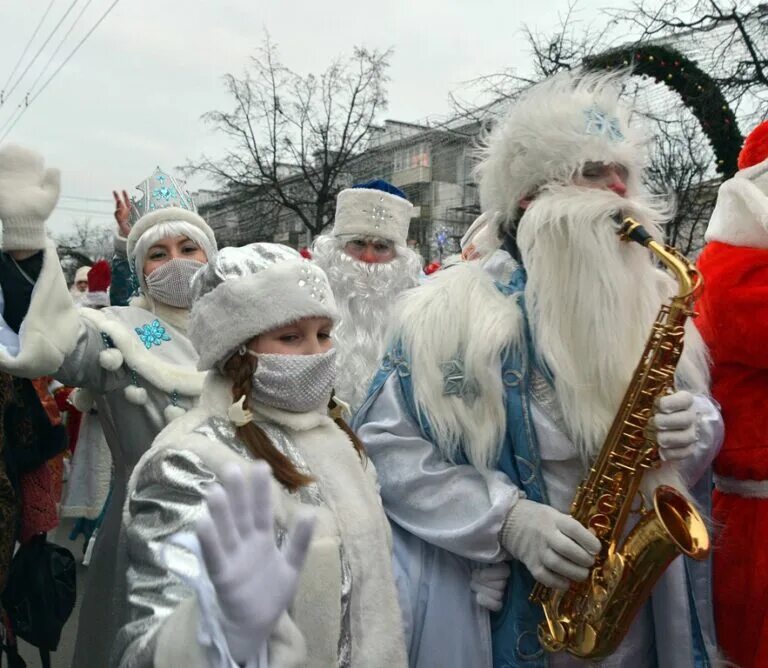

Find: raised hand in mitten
<box><xmin>500</xmin><ymin>498</ymin><xmax>601</xmax><ymax>591</ymax></box>
<box><xmin>0</xmin><ymin>144</ymin><xmax>60</xmax><ymax>250</ymax></box>
<box><xmin>195</xmin><ymin>462</ymin><xmax>315</xmax><ymax>665</ymax></box>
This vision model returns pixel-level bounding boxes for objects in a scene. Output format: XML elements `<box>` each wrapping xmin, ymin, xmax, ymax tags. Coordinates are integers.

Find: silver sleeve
<box><xmin>112</xmin><ymin>447</ymin><xmax>216</xmax><ymax>668</ymax></box>
<box><xmin>355</xmin><ymin>373</ymin><xmax>520</xmax><ymax>562</ymax></box>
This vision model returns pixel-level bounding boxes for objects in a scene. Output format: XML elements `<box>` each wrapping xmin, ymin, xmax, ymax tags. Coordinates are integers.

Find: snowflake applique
<box><xmin>135</xmin><ymin>320</ymin><xmax>172</xmax><ymax>349</ymax></box>
<box><xmin>583</xmin><ymin>107</ymin><xmax>624</xmax><ymax>142</ymax></box>
<box><xmin>152</xmin><ymin>185</ymin><xmax>179</xmax><ymax>202</ymax></box>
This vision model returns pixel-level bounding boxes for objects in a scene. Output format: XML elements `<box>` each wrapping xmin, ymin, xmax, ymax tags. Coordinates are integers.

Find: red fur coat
<box><xmin>696</xmin><ymin>240</ymin><xmax>768</xmax><ymax>668</ymax></box>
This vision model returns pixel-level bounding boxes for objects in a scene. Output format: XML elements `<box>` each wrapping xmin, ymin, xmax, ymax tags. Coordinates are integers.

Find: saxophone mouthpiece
<box><xmin>617</xmin><ymin>217</ymin><xmax>653</xmax><ymax>248</ymax></box>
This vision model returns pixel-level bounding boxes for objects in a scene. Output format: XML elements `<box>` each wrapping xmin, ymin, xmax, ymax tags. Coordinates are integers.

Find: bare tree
<box><xmin>450</xmin><ymin>1</ymin><xmax>767</xmax><ymax>253</ymax></box>
<box><xmin>54</xmin><ymin>218</ymin><xmax>113</xmax><ymax>282</ymax></box>
<box><xmin>610</xmin><ymin>0</ymin><xmax>768</xmax><ymax>117</ymax></box>
<box><xmin>190</xmin><ymin>35</ymin><xmax>392</xmax><ymax>237</ymax></box>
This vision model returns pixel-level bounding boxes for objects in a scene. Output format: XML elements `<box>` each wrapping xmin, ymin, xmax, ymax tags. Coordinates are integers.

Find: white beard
<box><xmin>517</xmin><ymin>185</ymin><xmax>709</xmax><ymax>466</ymax></box>
<box><xmin>312</xmin><ymin>236</ymin><xmax>422</xmax><ymax>412</ymax></box>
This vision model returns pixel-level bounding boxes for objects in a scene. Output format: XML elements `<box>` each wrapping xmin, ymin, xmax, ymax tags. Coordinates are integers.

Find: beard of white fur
<box><xmin>312</xmin><ymin>235</ymin><xmax>422</xmax><ymax>411</ymax></box>
<box><xmin>518</xmin><ymin>185</ymin><xmax>709</xmax><ymax>471</ymax></box>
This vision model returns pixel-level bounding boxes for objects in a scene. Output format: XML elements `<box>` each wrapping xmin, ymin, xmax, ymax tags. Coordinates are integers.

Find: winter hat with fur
<box><xmin>189</xmin><ymin>243</ymin><xmax>339</xmax><ymax>370</ymax></box>
<box><xmin>82</xmin><ymin>260</ymin><xmax>111</xmax><ymax>308</ymax></box>
<box><xmin>332</xmin><ymin>179</ymin><xmax>413</xmax><ymax>246</ymax></box>
<box><xmin>475</xmin><ymin>69</ymin><xmax>647</xmax><ymax>232</ymax></box>
<box><xmin>705</xmin><ymin>120</ymin><xmax>768</xmax><ymax>248</ymax></box>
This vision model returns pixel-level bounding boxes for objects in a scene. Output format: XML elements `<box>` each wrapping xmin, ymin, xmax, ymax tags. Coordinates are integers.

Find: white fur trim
<box><xmin>714</xmin><ymin>474</ymin><xmax>768</xmax><ymax>498</ymax></box>
<box><xmin>127</xmin><ymin>207</ymin><xmax>215</xmax><ymax>261</ymax></box>
<box><xmin>163</xmin><ymin>404</ymin><xmax>187</xmax><ymax>422</ymax></box>
<box><xmin>705</xmin><ymin>174</ymin><xmax>768</xmax><ymax>248</ymax></box>
<box><xmin>125</xmin><ymin>385</ymin><xmax>148</xmax><ymax>405</ymax></box>
<box><xmin>99</xmin><ymin>348</ymin><xmax>124</xmax><ymax>371</ymax></box>
<box><xmin>83</xmin><ymin>291</ymin><xmax>109</xmax><ymax>308</ymax></box>
<box><xmin>0</xmin><ymin>241</ymin><xmax>81</xmax><ymax>377</ymax></box>
<box><xmin>390</xmin><ymin>262</ymin><xmax>522</xmax><ymax>470</ymax></box>
<box><xmin>332</xmin><ymin>188</ymin><xmax>413</xmax><ymax>245</ymax></box>
<box><xmin>80</xmin><ymin>307</ymin><xmax>205</xmax><ymax>397</ymax></box>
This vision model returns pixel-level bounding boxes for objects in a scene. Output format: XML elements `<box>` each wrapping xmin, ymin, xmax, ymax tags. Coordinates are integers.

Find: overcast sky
<box><xmin>0</xmin><ymin>0</ymin><xmax>633</xmax><ymax>236</ymax></box>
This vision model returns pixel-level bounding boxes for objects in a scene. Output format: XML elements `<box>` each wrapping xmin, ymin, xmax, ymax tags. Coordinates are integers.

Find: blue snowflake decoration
<box><xmin>135</xmin><ymin>320</ymin><xmax>172</xmax><ymax>349</ymax></box>
<box><xmin>583</xmin><ymin>107</ymin><xmax>624</xmax><ymax>142</ymax></box>
<box><xmin>152</xmin><ymin>185</ymin><xmax>179</xmax><ymax>202</ymax></box>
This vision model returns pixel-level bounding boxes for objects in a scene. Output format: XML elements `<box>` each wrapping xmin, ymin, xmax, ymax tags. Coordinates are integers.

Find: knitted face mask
<box><xmin>250</xmin><ymin>349</ymin><xmax>337</xmax><ymax>413</ymax></box>
<box><xmin>144</xmin><ymin>258</ymin><xmax>205</xmax><ymax>309</ymax></box>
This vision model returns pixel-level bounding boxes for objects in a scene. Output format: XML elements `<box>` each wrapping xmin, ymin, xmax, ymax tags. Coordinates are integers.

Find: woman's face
<box><xmin>142</xmin><ymin>235</ymin><xmax>208</xmax><ymax>276</ymax></box>
<box><xmin>247</xmin><ymin>317</ymin><xmax>334</xmax><ymax>356</ymax></box>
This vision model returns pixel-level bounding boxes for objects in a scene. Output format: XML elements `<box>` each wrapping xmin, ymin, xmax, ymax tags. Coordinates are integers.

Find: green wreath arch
<box><xmin>586</xmin><ymin>44</ymin><xmax>743</xmax><ymax>177</ymax></box>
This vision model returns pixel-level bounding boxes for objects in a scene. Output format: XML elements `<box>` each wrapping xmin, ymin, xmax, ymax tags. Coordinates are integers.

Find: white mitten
<box><xmin>470</xmin><ymin>562</ymin><xmax>511</xmax><ymax>612</ymax></box>
<box><xmin>195</xmin><ymin>462</ymin><xmax>316</xmax><ymax>665</ymax></box>
<box><xmin>500</xmin><ymin>498</ymin><xmax>600</xmax><ymax>590</ymax></box>
<box><xmin>0</xmin><ymin>144</ymin><xmax>60</xmax><ymax>250</ymax></box>
<box><xmin>651</xmin><ymin>390</ymin><xmax>700</xmax><ymax>462</ymax></box>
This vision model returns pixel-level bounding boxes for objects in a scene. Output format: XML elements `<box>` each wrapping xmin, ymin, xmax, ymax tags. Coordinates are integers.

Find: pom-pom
<box><xmin>99</xmin><ymin>348</ymin><xmax>124</xmax><ymax>371</ymax></box>
<box><xmin>164</xmin><ymin>404</ymin><xmax>186</xmax><ymax>422</ymax></box>
<box><xmin>70</xmin><ymin>388</ymin><xmax>96</xmax><ymax>412</ymax></box>
<box><xmin>124</xmin><ymin>385</ymin><xmax>148</xmax><ymax>405</ymax></box>
<box><xmin>87</xmin><ymin>260</ymin><xmax>112</xmax><ymax>293</ymax></box>
<box><xmin>227</xmin><ymin>395</ymin><xmax>253</xmax><ymax>426</ymax></box>
<box><xmin>739</xmin><ymin>120</ymin><xmax>768</xmax><ymax>171</ymax></box>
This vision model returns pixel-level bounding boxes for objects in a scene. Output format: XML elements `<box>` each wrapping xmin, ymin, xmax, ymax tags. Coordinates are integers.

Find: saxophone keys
<box><xmin>588</xmin><ymin>513</ymin><xmax>611</xmax><ymax>537</ymax></box>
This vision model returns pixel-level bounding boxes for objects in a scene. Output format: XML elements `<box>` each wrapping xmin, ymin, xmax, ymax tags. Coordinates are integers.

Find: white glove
<box><xmin>500</xmin><ymin>498</ymin><xmax>600</xmax><ymax>591</ymax></box>
<box><xmin>470</xmin><ymin>562</ymin><xmax>510</xmax><ymax>612</ymax></box>
<box><xmin>651</xmin><ymin>390</ymin><xmax>700</xmax><ymax>462</ymax></box>
<box><xmin>0</xmin><ymin>144</ymin><xmax>60</xmax><ymax>250</ymax></box>
<box><xmin>195</xmin><ymin>462</ymin><xmax>316</xmax><ymax>665</ymax></box>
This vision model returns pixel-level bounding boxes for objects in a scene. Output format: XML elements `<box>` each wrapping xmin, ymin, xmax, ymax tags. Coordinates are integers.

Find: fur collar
<box><xmin>79</xmin><ymin>307</ymin><xmax>205</xmax><ymax>397</ymax></box>
<box><xmin>390</xmin><ymin>261</ymin><xmax>522</xmax><ymax>470</ymax></box>
<box><xmin>705</xmin><ymin>174</ymin><xmax>768</xmax><ymax>249</ymax></box>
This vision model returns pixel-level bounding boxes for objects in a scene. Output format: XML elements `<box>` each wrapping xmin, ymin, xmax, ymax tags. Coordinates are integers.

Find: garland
<box><xmin>586</xmin><ymin>44</ymin><xmax>743</xmax><ymax>176</ymax></box>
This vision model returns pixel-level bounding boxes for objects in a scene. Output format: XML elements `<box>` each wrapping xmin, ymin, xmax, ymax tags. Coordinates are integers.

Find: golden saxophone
<box><xmin>529</xmin><ymin>217</ymin><xmax>711</xmax><ymax>659</ymax></box>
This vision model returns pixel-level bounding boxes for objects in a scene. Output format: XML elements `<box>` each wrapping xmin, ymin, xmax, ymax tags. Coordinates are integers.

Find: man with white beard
<box><xmin>354</xmin><ymin>70</ymin><xmax>723</xmax><ymax>668</ymax></box>
<box><xmin>312</xmin><ymin>179</ymin><xmax>422</xmax><ymax>413</ymax></box>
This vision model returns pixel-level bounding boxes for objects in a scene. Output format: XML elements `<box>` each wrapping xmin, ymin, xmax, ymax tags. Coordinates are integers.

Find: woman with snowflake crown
<box><xmin>0</xmin><ymin>144</ymin><xmax>217</xmax><ymax>667</ymax></box>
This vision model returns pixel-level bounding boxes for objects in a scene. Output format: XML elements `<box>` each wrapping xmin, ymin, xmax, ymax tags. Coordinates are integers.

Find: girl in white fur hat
<box><xmin>0</xmin><ymin>147</ymin><xmax>216</xmax><ymax>667</ymax></box>
<box><xmin>114</xmin><ymin>243</ymin><xmax>408</xmax><ymax>668</ymax></box>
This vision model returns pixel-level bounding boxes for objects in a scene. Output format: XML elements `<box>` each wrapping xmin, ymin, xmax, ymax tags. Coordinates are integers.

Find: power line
<box><xmin>61</xmin><ymin>194</ymin><xmax>113</xmax><ymax>203</ymax></box>
<box><xmin>0</xmin><ymin>0</ymin><xmax>57</xmax><ymax>105</ymax></box>
<box><xmin>27</xmin><ymin>0</ymin><xmax>96</xmax><ymax>97</ymax></box>
<box><xmin>1</xmin><ymin>0</ymin><xmax>79</xmax><ymax>107</ymax></box>
<box><xmin>57</xmin><ymin>206</ymin><xmax>113</xmax><ymax>217</ymax></box>
<box><xmin>0</xmin><ymin>0</ymin><xmax>121</xmax><ymax>144</ymax></box>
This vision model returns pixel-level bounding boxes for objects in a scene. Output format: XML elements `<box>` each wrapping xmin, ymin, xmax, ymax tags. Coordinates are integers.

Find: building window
<box><xmin>393</xmin><ymin>144</ymin><xmax>430</xmax><ymax>173</ymax></box>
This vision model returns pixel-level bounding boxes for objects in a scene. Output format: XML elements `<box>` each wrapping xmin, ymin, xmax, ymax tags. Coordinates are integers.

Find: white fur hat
<box><xmin>332</xmin><ymin>186</ymin><xmax>413</xmax><ymax>246</ymax></box>
<box><xmin>127</xmin><ymin>207</ymin><xmax>216</xmax><ymax>262</ymax></box>
<box><xmin>704</xmin><ymin>156</ymin><xmax>768</xmax><ymax>249</ymax></box>
<box><xmin>189</xmin><ymin>243</ymin><xmax>339</xmax><ymax>370</ymax></box>
<box><xmin>476</xmin><ymin>69</ymin><xmax>646</xmax><ymax>230</ymax></box>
